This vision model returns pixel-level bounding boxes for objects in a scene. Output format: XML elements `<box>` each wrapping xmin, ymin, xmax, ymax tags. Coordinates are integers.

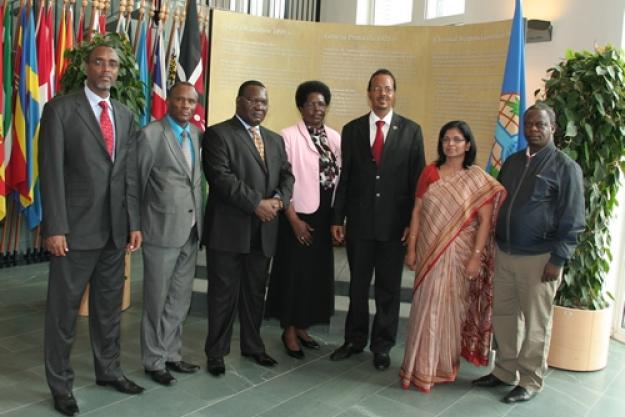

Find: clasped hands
<box><xmin>44</xmin><ymin>231</ymin><xmax>142</xmax><ymax>257</ymax></box>
<box><xmin>254</xmin><ymin>198</ymin><xmax>282</xmax><ymax>222</ymax></box>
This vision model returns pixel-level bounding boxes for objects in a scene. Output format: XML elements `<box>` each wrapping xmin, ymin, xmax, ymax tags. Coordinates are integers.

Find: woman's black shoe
<box><xmin>282</xmin><ymin>332</ymin><xmax>304</xmax><ymax>359</ymax></box>
<box><xmin>298</xmin><ymin>335</ymin><xmax>321</xmax><ymax>350</ymax></box>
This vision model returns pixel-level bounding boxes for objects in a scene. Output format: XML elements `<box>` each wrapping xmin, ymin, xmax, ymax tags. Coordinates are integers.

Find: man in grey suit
<box><xmin>137</xmin><ymin>82</ymin><xmax>202</xmax><ymax>386</ymax></box>
<box><xmin>202</xmin><ymin>80</ymin><xmax>294</xmax><ymax>376</ymax></box>
<box><xmin>39</xmin><ymin>44</ymin><xmax>144</xmax><ymax>416</ymax></box>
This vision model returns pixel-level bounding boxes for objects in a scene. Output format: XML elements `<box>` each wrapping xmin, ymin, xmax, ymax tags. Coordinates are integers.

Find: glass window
<box><xmin>425</xmin><ymin>0</ymin><xmax>465</xmax><ymax>20</ymax></box>
<box><xmin>373</xmin><ymin>0</ymin><xmax>413</xmax><ymax>26</ymax></box>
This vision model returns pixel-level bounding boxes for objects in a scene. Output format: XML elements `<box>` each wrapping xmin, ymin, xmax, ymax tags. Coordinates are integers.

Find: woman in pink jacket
<box><xmin>265</xmin><ymin>81</ymin><xmax>341</xmax><ymax>358</ymax></box>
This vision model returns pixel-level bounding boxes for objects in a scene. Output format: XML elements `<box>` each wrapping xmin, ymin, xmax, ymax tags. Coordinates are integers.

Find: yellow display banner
<box><xmin>208</xmin><ymin>10</ymin><xmax>511</xmax><ymax>164</ymax></box>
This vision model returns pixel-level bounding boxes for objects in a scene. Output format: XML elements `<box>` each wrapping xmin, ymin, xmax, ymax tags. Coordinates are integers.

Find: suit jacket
<box><xmin>280</xmin><ymin>120</ymin><xmax>341</xmax><ymax>214</ymax></box>
<box><xmin>39</xmin><ymin>89</ymin><xmax>139</xmax><ymax>250</ymax></box>
<box><xmin>137</xmin><ymin>119</ymin><xmax>203</xmax><ymax>248</ymax></box>
<box><xmin>332</xmin><ymin>112</ymin><xmax>425</xmax><ymax>241</ymax></box>
<box><xmin>202</xmin><ymin>116</ymin><xmax>294</xmax><ymax>257</ymax></box>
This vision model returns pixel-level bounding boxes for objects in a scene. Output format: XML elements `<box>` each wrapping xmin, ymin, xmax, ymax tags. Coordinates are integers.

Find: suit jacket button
<box><xmin>188</xmin><ymin>209</ymin><xmax>193</xmax><ymax>213</ymax></box>
<box><xmin>376</xmin><ymin>193</ymin><xmax>380</xmax><ymax>197</ymax></box>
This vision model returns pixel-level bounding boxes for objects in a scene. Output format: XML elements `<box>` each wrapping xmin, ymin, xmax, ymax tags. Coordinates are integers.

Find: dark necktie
<box><xmin>98</xmin><ymin>101</ymin><xmax>114</xmax><ymax>158</ymax></box>
<box><xmin>372</xmin><ymin>120</ymin><xmax>384</xmax><ymax>166</ymax></box>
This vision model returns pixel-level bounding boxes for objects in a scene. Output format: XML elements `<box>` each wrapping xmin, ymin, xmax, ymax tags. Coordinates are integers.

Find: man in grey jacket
<box><xmin>473</xmin><ymin>103</ymin><xmax>585</xmax><ymax>403</ymax></box>
<box><xmin>137</xmin><ymin>82</ymin><xmax>203</xmax><ymax>385</ymax></box>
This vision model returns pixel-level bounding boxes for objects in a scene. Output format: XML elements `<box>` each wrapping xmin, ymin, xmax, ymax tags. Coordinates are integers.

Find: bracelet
<box><xmin>474</xmin><ymin>249</ymin><xmax>482</xmax><ymax>254</ymax></box>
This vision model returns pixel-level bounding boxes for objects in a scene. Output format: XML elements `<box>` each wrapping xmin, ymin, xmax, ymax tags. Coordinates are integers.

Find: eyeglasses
<box><xmin>241</xmin><ymin>96</ymin><xmax>268</xmax><ymax>107</ymax></box>
<box><xmin>441</xmin><ymin>137</ymin><xmax>467</xmax><ymax>144</ymax></box>
<box><xmin>303</xmin><ymin>101</ymin><xmax>327</xmax><ymax>109</ymax></box>
<box><xmin>89</xmin><ymin>58</ymin><xmax>120</xmax><ymax>69</ymax></box>
<box><xmin>371</xmin><ymin>86</ymin><xmax>394</xmax><ymax>94</ymax></box>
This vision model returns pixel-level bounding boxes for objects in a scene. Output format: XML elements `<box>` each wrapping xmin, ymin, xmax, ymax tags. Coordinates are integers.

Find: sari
<box><xmin>399</xmin><ymin>165</ymin><xmax>506</xmax><ymax>393</ymax></box>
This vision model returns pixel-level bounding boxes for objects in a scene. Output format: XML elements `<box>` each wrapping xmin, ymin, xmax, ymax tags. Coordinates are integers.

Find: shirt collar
<box><xmin>165</xmin><ymin>114</ymin><xmax>190</xmax><ymax>141</ymax></box>
<box><xmin>369</xmin><ymin>109</ymin><xmax>394</xmax><ymax>126</ymax></box>
<box><xmin>84</xmin><ymin>85</ymin><xmax>111</xmax><ymax>108</ymax></box>
<box><xmin>235</xmin><ymin>114</ymin><xmax>257</xmax><ymax>132</ymax></box>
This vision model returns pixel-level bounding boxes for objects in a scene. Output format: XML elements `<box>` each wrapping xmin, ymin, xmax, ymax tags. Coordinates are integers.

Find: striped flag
<box><xmin>10</xmin><ymin>7</ymin><xmax>41</xmax><ymax>228</ymax></box>
<box><xmin>76</xmin><ymin>3</ymin><xmax>85</xmax><ymax>44</ymax></box>
<box><xmin>55</xmin><ymin>4</ymin><xmax>67</xmax><ymax>92</ymax></box>
<box><xmin>136</xmin><ymin>19</ymin><xmax>151</xmax><ymax>127</ymax></box>
<box><xmin>486</xmin><ymin>0</ymin><xmax>527</xmax><ymax>177</ymax></box>
<box><xmin>37</xmin><ymin>2</ymin><xmax>55</xmax><ymax>107</ymax></box>
<box><xmin>177</xmin><ymin>0</ymin><xmax>205</xmax><ymax>130</ymax></box>
<box><xmin>151</xmin><ymin>27</ymin><xmax>167</xmax><ymax>121</ymax></box>
<box><xmin>0</xmin><ymin>0</ymin><xmax>9</xmax><ymax>221</ymax></box>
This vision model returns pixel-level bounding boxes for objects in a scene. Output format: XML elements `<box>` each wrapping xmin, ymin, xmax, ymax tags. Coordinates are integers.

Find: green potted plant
<box><xmin>536</xmin><ymin>45</ymin><xmax>625</xmax><ymax>370</ymax></box>
<box><xmin>60</xmin><ymin>32</ymin><xmax>145</xmax><ymax>121</ymax></box>
<box><xmin>60</xmin><ymin>32</ymin><xmax>146</xmax><ymax>314</ymax></box>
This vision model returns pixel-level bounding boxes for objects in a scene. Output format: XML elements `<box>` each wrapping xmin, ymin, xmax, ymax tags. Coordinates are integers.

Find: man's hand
<box><xmin>127</xmin><ymin>231</ymin><xmax>142</xmax><ymax>252</ymax></box>
<box><xmin>542</xmin><ymin>262</ymin><xmax>562</xmax><ymax>282</ymax></box>
<box><xmin>254</xmin><ymin>199</ymin><xmax>279</xmax><ymax>222</ymax></box>
<box><xmin>45</xmin><ymin>235</ymin><xmax>68</xmax><ymax>257</ymax></box>
<box><xmin>331</xmin><ymin>225</ymin><xmax>345</xmax><ymax>244</ymax></box>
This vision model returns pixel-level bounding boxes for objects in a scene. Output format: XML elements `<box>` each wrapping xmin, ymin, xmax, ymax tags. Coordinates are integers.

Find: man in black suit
<box><xmin>202</xmin><ymin>80</ymin><xmax>294</xmax><ymax>376</ymax></box>
<box><xmin>330</xmin><ymin>69</ymin><xmax>425</xmax><ymax>370</ymax></box>
<box><xmin>39</xmin><ymin>44</ymin><xmax>144</xmax><ymax>416</ymax></box>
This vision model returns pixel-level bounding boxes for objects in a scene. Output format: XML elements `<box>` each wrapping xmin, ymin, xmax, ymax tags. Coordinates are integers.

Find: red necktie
<box><xmin>99</xmin><ymin>101</ymin><xmax>114</xmax><ymax>158</ymax></box>
<box><xmin>372</xmin><ymin>120</ymin><xmax>384</xmax><ymax>166</ymax></box>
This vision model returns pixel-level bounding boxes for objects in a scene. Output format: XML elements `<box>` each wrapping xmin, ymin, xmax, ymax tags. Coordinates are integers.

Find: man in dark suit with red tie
<box><xmin>331</xmin><ymin>69</ymin><xmax>426</xmax><ymax>370</ymax></box>
<box><xmin>202</xmin><ymin>80</ymin><xmax>294</xmax><ymax>376</ymax></box>
<box><xmin>39</xmin><ymin>44</ymin><xmax>143</xmax><ymax>416</ymax></box>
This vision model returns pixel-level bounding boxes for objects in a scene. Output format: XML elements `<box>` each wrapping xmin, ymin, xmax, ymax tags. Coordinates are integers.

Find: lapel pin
<box><xmin>392</xmin><ymin>125</ymin><xmax>398</xmax><ymax>130</ymax></box>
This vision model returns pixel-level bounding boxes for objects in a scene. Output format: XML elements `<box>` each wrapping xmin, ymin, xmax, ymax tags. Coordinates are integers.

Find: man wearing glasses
<box><xmin>201</xmin><ymin>80</ymin><xmax>294</xmax><ymax>376</ymax></box>
<box><xmin>39</xmin><ymin>44</ymin><xmax>143</xmax><ymax>416</ymax></box>
<box><xmin>331</xmin><ymin>69</ymin><xmax>425</xmax><ymax>371</ymax></box>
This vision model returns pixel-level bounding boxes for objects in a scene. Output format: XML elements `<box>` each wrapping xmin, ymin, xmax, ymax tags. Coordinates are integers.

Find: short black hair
<box><xmin>295</xmin><ymin>80</ymin><xmax>332</xmax><ymax>108</ymax></box>
<box><xmin>85</xmin><ymin>43</ymin><xmax>118</xmax><ymax>63</ymax></box>
<box><xmin>237</xmin><ymin>80</ymin><xmax>265</xmax><ymax>97</ymax></box>
<box><xmin>435</xmin><ymin>120</ymin><xmax>477</xmax><ymax>168</ymax></box>
<box><xmin>168</xmin><ymin>81</ymin><xmax>197</xmax><ymax>97</ymax></box>
<box><xmin>525</xmin><ymin>102</ymin><xmax>556</xmax><ymax>126</ymax></box>
<box><xmin>367</xmin><ymin>68</ymin><xmax>396</xmax><ymax>91</ymax></box>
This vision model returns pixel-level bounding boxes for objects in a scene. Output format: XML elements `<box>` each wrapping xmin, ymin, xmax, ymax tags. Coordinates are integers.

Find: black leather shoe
<box><xmin>145</xmin><ymin>369</ymin><xmax>177</xmax><ymax>386</ymax></box>
<box><xmin>373</xmin><ymin>352</ymin><xmax>390</xmax><ymax>370</ymax></box>
<box><xmin>472</xmin><ymin>373</ymin><xmax>508</xmax><ymax>388</ymax></box>
<box><xmin>282</xmin><ymin>333</ymin><xmax>304</xmax><ymax>359</ymax></box>
<box><xmin>53</xmin><ymin>393</ymin><xmax>79</xmax><ymax>416</ymax></box>
<box><xmin>166</xmin><ymin>360</ymin><xmax>200</xmax><ymax>373</ymax></box>
<box><xmin>96</xmin><ymin>376</ymin><xmax>144</xmax><ymax>394</ymax></box>
<box><xmin>207</xmin><ymin>357</ymin><xmax>225</xmax><ymax>376</ymax></box>
<box><xmin>329</xmin><ymin>342</ymin><xmax>363</xmax><ymax>361</ymax></box>
<box><xmin>242</xmin><ymin>351</ymin><xmax>278</xmax><ymax>367</ymax></box>
<box><xmin>503</xmin><ymin>386</ymin><xmax>537</xmax><ymax>403</ymax></box>
<box><xmin>298</xmin><ymin>335</ymin><xmax>321</xmax><ymax>350</ymax></box>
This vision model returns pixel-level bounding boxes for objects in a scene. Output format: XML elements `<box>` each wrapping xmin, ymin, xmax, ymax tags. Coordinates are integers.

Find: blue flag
<box><xmin>486</xmin><ymin>0</ymin><xmax>526</xmax><ymax>177</ymax></box>
<box><xmin>135</xmin><ymin>20</ymin><xmax>150</xmax><ymax>127</ymax></box>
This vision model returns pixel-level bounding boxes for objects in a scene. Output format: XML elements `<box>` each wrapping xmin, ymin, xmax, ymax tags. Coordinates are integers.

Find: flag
<box><xmin>0</xmin><ymin>0</ymin><xmax>9</xmax><ymax>221</ymax></box>
<box><xmin>486</xmin><ymin>0</ymin><xmax>526</xmax><ymax>177</ymax></box>
<box><xmin>151</xmin><ymin>27</ymin><xmax>167</xmax><ymax>121</ymax></box>
<box><xmin>166</xmin><ymin>19</ymin><xmax>180</xmax><ymax>89</ymax></box>
<box><xmin>65</xmin><ymin>5</ymin><xmax>75</xmax><ymax>59</ymax></box>
<box><xmin>9</xmin><ymin>7</ymin><xmax>41</xmax><ymax>229</ymax></box>
<box><xmin>135</xmin><ymin>19</ymin><xmax>151</xmax><ymax>127</ymax></box>
<box><xmin>37</xmin><ymin>2</ymin><xmax>55</xmax><ymax>107</ymax></box>
<box><xmin>176</xmin><ymin>0</ymin><xmax>205</xmax><ymax>130</ymax></box>
<box><xmin>76</xmin><ymin>3</ymin><xmax>85</xmax><ymax>44</ymax></box>
<box><xmin>55</xmin><ymin>4</ymin><xmax>67</xmax><ymax>92</ymax></box>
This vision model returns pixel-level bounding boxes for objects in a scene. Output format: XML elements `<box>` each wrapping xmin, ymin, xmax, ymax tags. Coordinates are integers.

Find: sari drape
<box><xmin>400</xmin><ymin>165</ymin><xmax>506</xmax><ymax>392</ymax></box>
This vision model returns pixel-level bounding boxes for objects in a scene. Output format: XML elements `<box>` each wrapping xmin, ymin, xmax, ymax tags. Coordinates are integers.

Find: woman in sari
<box><xmin>400</xmin><ymin>120</ymin><xmax>506</xmax><ymax>393</ymax></box>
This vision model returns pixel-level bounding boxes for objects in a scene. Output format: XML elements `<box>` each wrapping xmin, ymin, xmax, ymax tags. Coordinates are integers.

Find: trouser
<box><xmin>491</xmin><ymin>247</ymin><xmax>561</xmax><ymax>391</ymax></box>
<box><xmin>204</xmin><ymin>248</ymin><xmax>270</xmax><ymax>358</ymax></box>
<box><xmin>344</xmin><ymin>237</ymin><xmax>405</xmax><ymax>353</ymax></box>
<box><xmin>44</xmin><ymin>241</ymin><xmax>125</xmax><ymax>396</ymax></box>
<box><xmin>141</xmin><ymin>229</ymin><xmax>198</xmax><ymax>371</ymax></box>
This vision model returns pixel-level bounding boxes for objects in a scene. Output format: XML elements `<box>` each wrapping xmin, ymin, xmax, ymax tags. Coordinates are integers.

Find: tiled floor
<box><xmin>1</xmin><ymin>251</ymin><xmax>625</xmax><ymax>417</ymax></box>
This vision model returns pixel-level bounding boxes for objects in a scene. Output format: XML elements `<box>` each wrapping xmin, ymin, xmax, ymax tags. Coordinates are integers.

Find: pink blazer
<box><xmin>281</xmin><ymin>120</ymin><xmax>341</xmax><ymax>214</ymax></box>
